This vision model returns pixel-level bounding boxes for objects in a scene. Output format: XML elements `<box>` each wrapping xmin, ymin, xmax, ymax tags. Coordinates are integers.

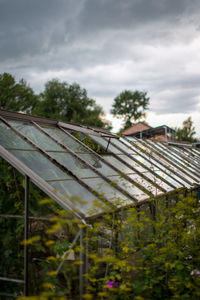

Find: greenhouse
<box><xmin>0</xmin><ymin>109</ymin><xmax>200</xmax><ymax>299</ymax></box>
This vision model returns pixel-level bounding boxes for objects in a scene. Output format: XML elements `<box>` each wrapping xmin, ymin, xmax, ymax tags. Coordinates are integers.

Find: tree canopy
<box><xmin>0</xmin><ymin>73</ymin><xmax>111</xmax><ymax>129</ymax></box>
<box><xmin>175</xmin><ymin>117</ymin><xmax>198</xmax><ymax>142</ymax></box>
<box><xmin>0</xmin><ymin>72</ymin><xmax>38</xmax><ymax>113</ymax></box>
<box><xmin>34</xmin><ymin>79</ymin><xmax>110</xmax><ymax>128</ymax></box>
<box><xmin>111</xmin><ymin>90</ymin><xmax>149</xmax><ymax>130</ymax></box>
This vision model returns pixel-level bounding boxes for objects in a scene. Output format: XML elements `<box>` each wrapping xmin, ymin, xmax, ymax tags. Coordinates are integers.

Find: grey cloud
<box><xmin>1</xmin><ymin>0</ymin><xmax>200</xmax><ymax>64</ymax></box>
<box><xmin>150</xmin><ymin>88</ymin><xmax>200</xmax><ymax>114</ymax></box>
<box><xmin>0</xmin><ymin>0</ymin><xmax>80</xmax><ymax>61</ymax></box>
<box><xmin>79</xmin><ymin>0</ymin><xmax>200</xmax><ymax>35</ymax></box>
<box><xmin>1</xmin><ymin>0</ymin><xmax>200</xmax><ymax>120</ymax></box>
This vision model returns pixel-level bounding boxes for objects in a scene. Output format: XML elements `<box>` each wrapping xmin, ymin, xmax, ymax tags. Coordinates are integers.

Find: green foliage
<box><xmin>0</xmin><ymin>73</ymin><xmax>111</xmax><ymax>129</ymax></box>
<box><xmin>1</xmin><ymin>156</ymin><xmax>200</xmax><ymax>299</ymax></box>
<box><xmin>111</xmin><ymin>90</ymin><xmax>150</xmax><ymax>130</ymax></box>
<box><xmin>175</xmin><ymin>117</ymin><xmax>198</xmax><ymax>142</ymax></box>
<box><xmin>34</xmin><ymin>79</ymin><xmax>111</xmax><ymax>129</ymax></box>
<box><xmin>0</xmin><ymin>72</ymin><xmax>38</xmax><ymax>113</ymax></box>
<box><xmin>73</xmin><ymin>131</ymin><xmax>105</xmax><ymax>153</ymax></box>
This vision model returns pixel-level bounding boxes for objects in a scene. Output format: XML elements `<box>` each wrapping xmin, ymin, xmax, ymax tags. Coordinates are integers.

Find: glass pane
<box><xmin>150</xmin><ymin>142</ymin><xmax>199</xmax><ymax>181</ymax></box>
<box><xmin>49</xmin><ymin>152</ymin><xmax>97</xmax><ymax>178</ymax></box>
<box><xmin>127</xmin><ymin>174</ymin><xmax>163</xmax><ymax>196</ymax></box>
<box><xmin>102</xmin><ymin>155</ymin><xmax>163</xmax><ymax>195</ymax></box>
<box><xmin>113</xmin><ymin>154</ymin><xmax>172</xmax><ymax>190</ymax></box>
<box><xmin>42</xmin><ymin>126</ymin><xmax>87</xmax><ymax>153</ymax></box>
<box><xmin>117</xmin><ymin>154</ymin><xmax>159</xmax><ymax>173</ymax></box>
<box><xmin>107</xmin><ymin>138</ymin><xmax>133</xmax><ymax>154</ymax></box>
<box><xmin>165</xmin><ymin>145</ymin><xmax>197</xmax><ymax>171</ymax></box>
<box><xmin>138</xmin><ymin>172</ymin><xmax>173</xmax><ymax>192</ymax></box>
<box><xmin>9</xmin><ymin>121</ymin><xmax>63</xmax><ymax>151</ymax></box>
<box><xmin>79</xmin><ymin>153</ymin><xmax>118</xmax><ymax>176</ymax></box>
<box><xmin>142</xmin><ymin>141</ymin><xmax>196</xmax><ymax>184</ymax></box>
<box><xmin>82</xmin><ymin>177</ymin><xmax>134</xmax><ymax>206</ymax></box>
<box><xmin>103</xmin><ymin>155</ymin><xmax>137</xmax><ymax>173</ymax></box>
<box><xmin>9</xmin><ymin>150</ymin><xmax>69</xmax><ymax>180</ymax></box>
<box><xmin>154</xmin><ymin>170</ymin><xmax>181</xmax><ymax>189</ymax></box>
<box><xmin>49</xmin><ymin>180</ymin><xmax>107</xmax><ymax>216</ymax></box>
<box><xmin>121</xmin><ymin>137</ymin><xmax>144</xmax><ymax>149</ymax></box>
<box><xmin>90</xmin><ymin>135</ymin><xmax>120</xmax><ymax>153</ymax></box>
<box><xmin>121</xmin><ymin>138</ymin><xmax>170</xmax><ymax>171</ymax></box>
<box><xmin>107</xmin><ymin>175</ymin><xmax>149</xmax><ymax>201</ymax></box>
<box><xmin>170</xmin><ymin>146</ymin><xmax>199</xmax><ymax>170</ymax></box>
<box><xmin>128</xmin><ymin>140</ymin><xmax>190</xmax><ymax>187</ymax></box>
<box><xmin>0</xmin><ymin>121</ymin><xmax>34</xmax><ymax>149</ymax></box>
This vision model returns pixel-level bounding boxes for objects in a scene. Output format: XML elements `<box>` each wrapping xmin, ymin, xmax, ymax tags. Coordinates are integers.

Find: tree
<box><xmin>0</xmin><ymin>72</ymin><xmax>38</xmax><ymax>113</ymax></box>
<box><xmin>111</xmin><ymin>90</ymin><xmax>150</xmax><ymax>130</ymax></box>
<box><xmin>34</xmin><ymin>79</ymin><xmax>111</xmax><ymax>129</ymax></box>
<box><xmin>175</xmin><ymin>117</ymin><xmax>198</xmax><ymax>142</ymax></box>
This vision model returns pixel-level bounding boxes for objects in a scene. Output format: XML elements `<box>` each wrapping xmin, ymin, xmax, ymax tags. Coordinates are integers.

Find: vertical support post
<box><xmin>85</xmin><ymin>227</ymin><xmax>89</xmax><ymax>286</ymax></box>
<box><xmin>24</xmin><ymin>175</ymin><xmax>29</xmax><ymax>296</ymax></box>
<box><xmin>79</xmin><ymin>227</ymin><xmax>83</xmax><ymax>300</ymax></box>
<box><xmin>198</xmin><ymin>186</ymin><xmax>200</xmax><ymax>202</ymax></box>
<box><xmin>164</xmin><ymin>126</ymin><xmax>167</xmax><ymax>141</ymax></box>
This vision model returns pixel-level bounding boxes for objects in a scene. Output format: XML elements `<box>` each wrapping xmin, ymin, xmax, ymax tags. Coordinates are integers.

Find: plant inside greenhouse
<box><xmin>1</xmin><ymin>109</ymin><xmax>200</xmax><ymax>299</ymax></box>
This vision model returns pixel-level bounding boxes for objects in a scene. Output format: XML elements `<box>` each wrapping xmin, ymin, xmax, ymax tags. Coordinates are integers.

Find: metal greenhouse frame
<box><xmin>0</xmin><ymin>109</ymin><xmax>200</xmax><ymax>298</ymax></box>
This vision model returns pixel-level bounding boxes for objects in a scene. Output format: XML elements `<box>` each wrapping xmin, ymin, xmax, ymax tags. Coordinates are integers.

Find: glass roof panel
<box><xmin>0</xmin><ymin>121</ymin><xmax>34</xmax><ymax>149</ymax></box>
<box><xmin>129</xmin><ymin>154</ymin><xmax>159</xmax><ymax>170</ymax></box>
<box><xmin>49</xmin><ymin>180</ymin><xmax>107</xmax><ymax>216</ymax></box>
<box><xmin>90</xmin><ymin>135</ymin><xmax>160</xmax><ymax>175</ymax></box>
<box><xmin>114</xmin><ymin>154</ymin><xmax>172</xmax><ymax>191</ymax></box>
<box><xmin>82</xmin><ymin>177</ymin><xmax>135</xmax><ymax>206</ymax></box>
<box><xmin>126</xmin><ymin>138</ymin><xmax>190</xmax><ymax>187</ymax></box>
<box><xmin>153</xmin><ymin>170</ymin><xmax>181</xmax><ymax>189</ymax></box>
<box><xmin>9</xmin><ymin>150</ymin><xmax>70</xmax><ymax>180</ymax></box>
<box><xmin>47</xmin><ymin>153</ymin><xmax>136</xmax><ymax>203</ymax></box>
<box><xmin>102</xmin><ymin>155</ymin><xmax>163</xmax><ymax>195</ymax></box>
<box><xmin>90</xmin><ymin>135</ymin><xmax>120</xmax><ymax>153</ymax></box>
<box><xmin>49</xmin><ymin>152</ymin><xmax>98</xmax><ymax>178</ymax></box>
<box><xmin>9</xmin><ymin>121</ymin><xmax>63</xmax><ymax>151</ymax></box>
<box><xmin>107</xmin><ymin>138</ymin><xmax>133</xmax><ymax>154</ymax></box>
<box><xmin>102</xmin><ymin>154</ymin><xmax>138</xmax><ymax>173</ymax></box>
<box><xmin>120</xmin><ymin>137</ymin><xmax>172</xmax><ymax>172</ymax></box>
<box><xmin>149</xmin><ymin>141</ymin><xmax>199</xmax><ymax>181</ymax></box>
<box><xmin>42</xmin><ymin>126</ymin><xmax>87</xmax><ymax>153</ymax></box>
<box><xmin>165</xmin><ymin>146</ymin><xmax>198</xmax><ymax>172</ymax></box>
<box><xmin>107</xmin><ymin>175</ymin><xmax>155</xmax><ymax>198</ymax></box>
<box><xmin>79</xmin><ymin>153</ymin><xmax>118</xmax><ymax>176</ymax></box>
<box><xmin>139</xmin><ymin>141</ymin><xmax>195</xmax><ymax>183</ymax></box>
<box><xmin>128</xmin><ymin>174</ymin><xmax>163</xmax><ymax>196</ymax></box>
<box><xmin>170</xmin><ymin>146</ymin><xmax>199</xmax><ymax>170</ymax></box>
<box><xmin>41</xmin><ymin>127</ymin><xmax>120</xmax><ymax>176</ymax></box>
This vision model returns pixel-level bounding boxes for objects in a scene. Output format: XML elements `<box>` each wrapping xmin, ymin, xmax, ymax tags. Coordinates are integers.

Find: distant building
<box><xmin>121</xmin><ymin>122</ymin><xmax>176</xmax><ymax>142</ymax></box>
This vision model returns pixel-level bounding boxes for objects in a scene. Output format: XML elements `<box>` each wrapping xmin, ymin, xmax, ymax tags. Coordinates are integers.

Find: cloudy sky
<box><xmin>1</xmin><ymin>0</ymin><xmax>200</xmax><ymax>135</ymax></box>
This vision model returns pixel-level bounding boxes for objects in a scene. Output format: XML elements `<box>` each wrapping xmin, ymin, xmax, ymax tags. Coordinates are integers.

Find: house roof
<box><xmin>122</xmin><ymin>122</ymin><xmax>151</xmax><ymax>135</ymax></box>
<box><xmin>122</xmin><ymin>123</ymin><xmax>176</xmax><ymax>138</ymax></box>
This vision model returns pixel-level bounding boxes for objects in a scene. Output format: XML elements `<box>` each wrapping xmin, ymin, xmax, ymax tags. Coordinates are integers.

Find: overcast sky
<box><xmin>1</xmin><ymin>0</ymin><xmax>200</xmax><ymax>135</ymax></box>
